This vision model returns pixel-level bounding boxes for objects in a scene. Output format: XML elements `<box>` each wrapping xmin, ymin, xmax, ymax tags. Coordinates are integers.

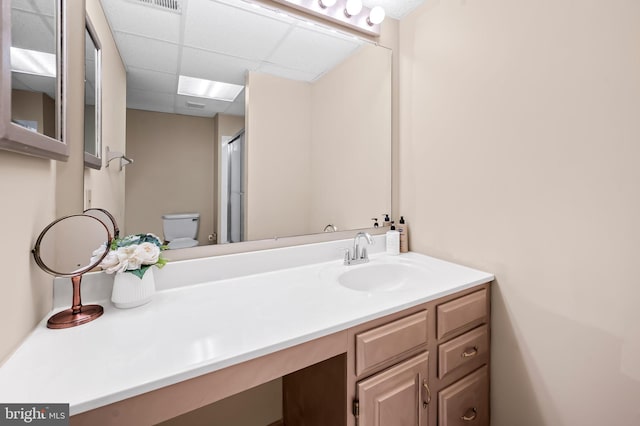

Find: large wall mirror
<box><xmin>83</xmin><ymin>17</ymin><xmax>101</xmax><ymax>169</ymax></box>
<box><xmin>100</xmin><ymin>0</ymin><xmax>391</xmax><ymax>250</ymax></box>
<box><xmin>0</xmin><ymin>0</ymin><xmax>68</xmax><ymax>160</ymax></box>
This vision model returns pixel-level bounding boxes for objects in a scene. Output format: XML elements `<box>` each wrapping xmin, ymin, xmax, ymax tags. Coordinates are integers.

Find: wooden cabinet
<box><xmin>352</xmin><ymin>285</ymin><xmax>491</xmax><ymax>426</ymax></box>
<box><xmin>357</xmin><ymin>352</ymin><xmax>430</xmax><ymax>426</ymax></box>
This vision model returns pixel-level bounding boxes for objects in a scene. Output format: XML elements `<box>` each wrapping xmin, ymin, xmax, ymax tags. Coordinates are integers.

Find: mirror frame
<box><xmin>0</xmin><ymin>0</ymin><xmax>68</xmax><ymax>161</ymax></box>
<box><xmin>83</xmin><ymin>15</ymin><xmax>102</xmax><ymax>169</ymax></box>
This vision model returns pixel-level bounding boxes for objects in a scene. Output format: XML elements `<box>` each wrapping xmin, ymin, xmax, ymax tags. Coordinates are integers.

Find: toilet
<box><xmin>162</xmin><ymin>213</ymin><xmax>200</xmax><ymax>249</ymax></box>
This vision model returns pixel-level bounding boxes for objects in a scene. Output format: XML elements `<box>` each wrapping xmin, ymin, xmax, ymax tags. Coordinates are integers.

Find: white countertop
<box><xmin>0</xmin><ymin>241</ymin><xmax>493</xmax><ymax>415</ymax></box>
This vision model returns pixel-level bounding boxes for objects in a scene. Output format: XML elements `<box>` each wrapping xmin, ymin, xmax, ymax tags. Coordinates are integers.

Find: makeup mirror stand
<box><xmin>46</xmin><ymin>275</ymin><xmax>104</xmax><ymax>329</ymax></box>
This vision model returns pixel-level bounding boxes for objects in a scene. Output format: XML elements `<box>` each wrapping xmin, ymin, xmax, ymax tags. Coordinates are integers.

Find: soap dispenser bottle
<box><xmin>397</xmin><ymin>216</ymin><xmax>409</xmax><ymax>253</ymax></box>
<box><xmin>382</xmin><ymin>214</ymin><xmax>391</xmax><ymax>227</ymax></box>
<box><xmin>386</xmin><ymin>222</ymin><xmax>400</xmax><ymax>255</ymax></box>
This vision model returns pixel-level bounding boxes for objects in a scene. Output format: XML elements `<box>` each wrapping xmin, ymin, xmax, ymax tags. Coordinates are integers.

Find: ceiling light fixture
<box><xmin>367</xmin><ymin>6</ymin><xmax>385</xmax><ymax>25</ymax></box>
<box><xmin>318</xmin><ymin>0</ymin><xmax>336</xmax><ymax>8</ymax></box>
<box><xmin>177</xmin><ymin>76</ymin><xmax>244</xmax><ymax>102</ymax></box>
<box><xmin>10</xmin><ymin>47</ymin><xmax>56</xmax><ymax>78</ymax></box>
<box><xmin>270</xmin><ymin>0</ymin><xmax>384</xmax><ymax>36</ymax></box>
<box><xmin>344</xmin><ymin>0</ymin><xmax>362</xmax><ymax>17</ymax></box>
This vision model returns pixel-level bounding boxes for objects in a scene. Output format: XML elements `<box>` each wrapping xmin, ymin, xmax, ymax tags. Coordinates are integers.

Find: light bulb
<box><xmin>318</xmin><ymin>0</ymin><xmax>336</xmax><ymax>8</ymax></box>
<box><xmin>367</xmin><ymin>6</ymin><xmax>385</xmax><ymax>25</ymax></box>
<box><xmin>344</xmin><ymin>0</ymin><xmax>363</xmax><ymax>17</ymax></box>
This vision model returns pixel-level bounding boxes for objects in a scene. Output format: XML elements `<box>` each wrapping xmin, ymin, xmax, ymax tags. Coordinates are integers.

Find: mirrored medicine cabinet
<box><xmin>0</xmin><ymin>0</ymin><xmax>68</xmax><ymax>161</ymax></box>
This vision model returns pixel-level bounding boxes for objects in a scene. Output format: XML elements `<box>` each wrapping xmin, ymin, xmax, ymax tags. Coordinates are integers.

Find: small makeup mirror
<box><xmin>32</xmin><ymin>214</ymin><xmax>112</xmax><ymax>329</ymax></box>
<box><xmin>84</xmin><ymin>207</ymin><xmax>119</xmax><ymax>239</ymax></box>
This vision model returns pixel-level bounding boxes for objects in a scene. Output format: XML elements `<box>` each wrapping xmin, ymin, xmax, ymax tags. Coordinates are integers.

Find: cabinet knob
<box><xmin>461</xmin><ymin>407</ymin><xmax>478</xmax><ymax>421</ymax></box>
<box><xmin>461</xmin><ymin>346</ymin><xmax>479</xmax><ymax>358</ymax></box>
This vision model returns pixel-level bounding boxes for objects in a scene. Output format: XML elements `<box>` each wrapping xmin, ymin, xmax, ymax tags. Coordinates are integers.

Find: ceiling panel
<box><xmin>255</xmin><ymin>64</ymin><xmax>318</xmax><ymax>82</ymax></box>
<box><xmin>12</xmin><ymin>0</ymin><xmax>55</xmax><ymax>16</ymax></box>
<box><xmin>223</xmin><ymin>96</ymin><xmax>246</xmax><ymax>116</ymax></box>
<box><xmin>114</xmin><ymin>32</ymin><xmax>180</xmax><ymax>74</ymax></box>
<box><xmin>100</xmin><ymin>0</ymin><xmax>425</xmax><ymax>118</ymax></box>
<box><xmin>12</xmin><ymin>73</ymin><xmax>56</xmax><ymax>98</ymax></box>
<box><xmin>127</xmin><ymin>89</ymin><xmax>176</xmax><ymax>114</ymax></box>
<box><xmin>127</xmin><ymin>68</ymin><xmax>177</xmax><ymax>94</ymax></box>
<box><xmin>10</xmin><ymin>9</ymin><xmax>56</xmax><ymax>53</ymax></box>
<box><xmin>180</xmin><ymin>47</ymin><xmax>259</xmax><ymax>86</ymax></box>
<box><xmin>100</xmin><ymin>0</ymin><xmax>182</xmax><ymax>43</ymax></box>
<box><xmin>268</xmin><ymin>25</ymin><xmax>362</xmax><ymax>75</ymax></box>
<box><xmin>183</xmin><ymin>0</ymin><xmax>292</xmax><ymax>61</ymax></box>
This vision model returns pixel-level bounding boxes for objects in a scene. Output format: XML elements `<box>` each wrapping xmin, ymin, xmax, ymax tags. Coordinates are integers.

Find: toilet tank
<box><xmin>162</xmin><ymin>213</ymin><xmax>200</xmax><ymax>242</ymax></box>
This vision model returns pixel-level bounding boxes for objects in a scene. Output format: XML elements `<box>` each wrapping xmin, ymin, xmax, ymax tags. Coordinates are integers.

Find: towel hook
<box><xmin>106</xmin><ymin>146</ymin><xmax>134</xmax><ymax>171</ymax></box>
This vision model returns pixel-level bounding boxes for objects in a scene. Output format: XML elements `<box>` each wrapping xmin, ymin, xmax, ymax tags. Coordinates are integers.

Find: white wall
<box><xmin>398</xmin><ymin>1</ymin><xmax>640</xmax><ymax>424</ymax></box>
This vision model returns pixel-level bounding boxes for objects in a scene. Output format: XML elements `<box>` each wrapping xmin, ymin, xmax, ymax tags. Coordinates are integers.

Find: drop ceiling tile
<box><xmin>180</xmin><ymin>48</ymin><xmax>258</xmax><ymax>86</ymax></box>
<box><xmin>223</xmin><ymin>96</ymin><xmax>246</xmax><ymax>117</ymax></box>
<box><xmin>268</xmin><ymin>25</ymin><xmax>362</xmax><ymax>75</ymax></box>
<box><xmin>256</xmin><ymin>64</ymin><xmax>318</xmax><ymax>82</ymax></box>
<box><xmin>12</xmin><ymin>0</ymin><xmax>55</xmax><ymax>16</ymax></box>
<box><xmin>173</xmin><ymin>107</ymin><xmax>217</xmax><ymax>118</ymax></box>
<box><xmin>115</xmin><ymin>32</ymin><xmax>179</xmax><ymax>74</ymax></box>
<box><xmin>127</xmin><ymin>89</ymin><xmax>176</xmax><ymax>113</ymax></box>
<box><xmin>127</xmin><ymin>68</ymin><xmax>177</xmax><ymax>94</ymax></box>
<box><xmin>12</xmin><ymin>73</ymin><xmax>56</xmax><ymax>98</ymax></box>
<box><xmin>11</xmin><ymin>9</ymin><xmax>56</xmax><ymax>53</ymax></box>
<box><xmin>100</xmin><ymin>0</ymin><xmax>181</xmax><ymax>43</ymax></box>
<box><xmin>183</xmin><ymin>0</ymin><xmax>292</xmax><ymax>61</ymax></box>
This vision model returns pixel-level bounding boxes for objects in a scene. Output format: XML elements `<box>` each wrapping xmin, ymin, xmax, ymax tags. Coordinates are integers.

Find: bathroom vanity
<box><xmin>0</xmin><ymin>237</ymin><xmax>493</xmax><ymax>426</ymax></box>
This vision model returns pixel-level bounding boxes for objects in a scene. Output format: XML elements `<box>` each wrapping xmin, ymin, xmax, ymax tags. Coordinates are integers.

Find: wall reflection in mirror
<box><xmin>100</xmin><ymin>0</ymin><xmax>391</xmax><ymax>249</ymax></box>
<box><xmin>10</xmin><ymin>0</ymin><xmax>60</xmax><ymax>138</ymax></box>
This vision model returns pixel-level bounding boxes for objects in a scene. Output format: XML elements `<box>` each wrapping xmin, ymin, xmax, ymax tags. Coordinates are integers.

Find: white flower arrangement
<box><xmin>92</xmin><ymin>233</ymin><xmax>167</xmax><ymax>278</ymax></box>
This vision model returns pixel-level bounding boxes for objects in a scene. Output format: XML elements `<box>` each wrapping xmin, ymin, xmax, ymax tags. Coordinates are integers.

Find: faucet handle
<box><xmin>343</xmin><ymin>248</ymin><xmax>351</xmax><ymax>264</ymax></box>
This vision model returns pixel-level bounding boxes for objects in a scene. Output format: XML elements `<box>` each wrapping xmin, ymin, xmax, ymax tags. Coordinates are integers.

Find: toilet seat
<box><xmin>167</xmin><ymin>238</ymin><xmax>198</xmax><ymax>249</ymax></box>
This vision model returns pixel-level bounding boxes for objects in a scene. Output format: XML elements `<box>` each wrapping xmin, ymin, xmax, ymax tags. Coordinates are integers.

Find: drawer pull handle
<box><xmin>461</xmin><ymin>346</ymin><xmax>479</xmax><ymax>358</ymax></box>
<box><xmin>422</xmin><ymin>379</ymin><xmax>431</xmax><ymax>408</ymax></box>
<box><xmin>461</xmin><ymin>407</ymin><xmax>477</xmax><ymax>421</ymax></box>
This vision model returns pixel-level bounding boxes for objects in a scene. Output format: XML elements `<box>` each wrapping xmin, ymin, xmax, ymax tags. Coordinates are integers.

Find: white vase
<box><xmin>111</xmin><ymin>267</ymin><xmax>155</xmax><ymax>309</ymax></box>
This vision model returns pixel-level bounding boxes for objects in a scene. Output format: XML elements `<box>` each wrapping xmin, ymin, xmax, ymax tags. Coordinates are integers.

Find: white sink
<box><xmin>320</xmin><ymin>257</ymin><xmax>432</xmax><ymax>293</ymax></box>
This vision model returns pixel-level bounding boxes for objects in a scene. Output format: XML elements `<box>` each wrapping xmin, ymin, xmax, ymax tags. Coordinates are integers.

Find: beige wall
<box><xmin>310</xmin><ymin>44</ymin><xmax>391</xmax><ymax>232</ymax></box>
<box><xmin>398</xmin><ymin>1</ymin><xmax>640</xmax><ymax>425</ymax></box>
<box><xmin>125</xmin><ymin>109</ymin><xmax>216</xmax><ymax>245</ymax></box>
<box><xmin>246</xmin><ymin>44</ymin><xmax>392</xmax><ymax>239</ymax></box>
<box><xmin>84</xmin><ymin>0</ymin><xmax>127</xmax><ymax>228</ymax></box>
<box><xmin>0</xmin><ymin>0</ymin><xmax>125</xmax><ymax>363</ymax></box>
<box><xmin>245</xmin><ymin>72</ymin><xmax>312</xmax><ymax>240</ymax></box>
<box><xmin>11</xmin><ymin>90</ymin><xmax>55</xmax><ymax>137</ymax></box>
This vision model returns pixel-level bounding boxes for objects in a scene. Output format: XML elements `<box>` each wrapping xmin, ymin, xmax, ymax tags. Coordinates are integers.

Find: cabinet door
<box><xmin>357</xmin><ymin>352</ymin><xmax>430</xmax><ymax>426</ymax></box>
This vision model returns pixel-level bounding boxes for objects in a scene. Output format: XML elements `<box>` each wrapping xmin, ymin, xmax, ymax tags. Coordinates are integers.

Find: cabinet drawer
<box><xmin>356</xmin><ymin>310</ymin><xmax>428</xmax><ymax>377</ymax></box>
<box><xmin>437</xmin><ymin>290</ymin><xmax>487</xmax><ymax>340</ymax></box>
<box><xmin>438</xmin><ymin>366</ymin><xmax>489</xmax><ymax>426</ymax></box>
<box><xmin>438</xmin><ymin>325</ymin><xmax>488</xmax><ymax>379</ymax></box>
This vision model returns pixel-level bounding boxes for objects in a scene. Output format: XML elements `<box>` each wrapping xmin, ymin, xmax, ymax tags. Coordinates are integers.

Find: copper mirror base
<box><xmin>47</xmin><ymin>305</ymin><xmax>104</xmax><ymax>329</ymax></box>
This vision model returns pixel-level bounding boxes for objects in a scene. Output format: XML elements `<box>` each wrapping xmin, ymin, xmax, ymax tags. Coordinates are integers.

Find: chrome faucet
<box><xmin>344</xmin><ymin>232</ymin><xmax>374</xmax><ymax>265</ymax></box>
